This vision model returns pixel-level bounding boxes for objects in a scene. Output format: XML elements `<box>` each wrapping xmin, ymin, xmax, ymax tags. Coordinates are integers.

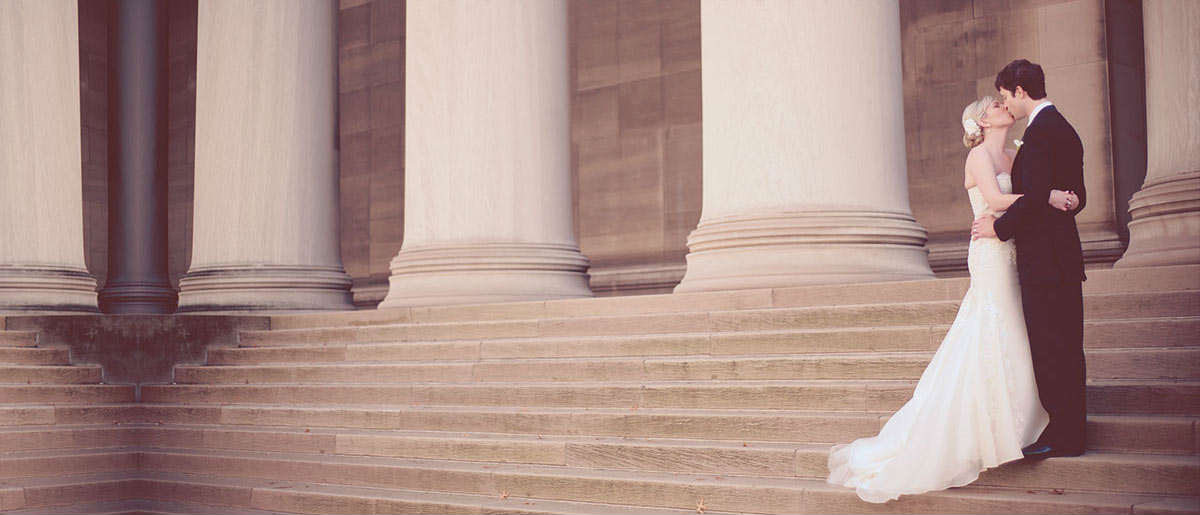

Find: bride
<box><xmin>825</xmin><ymin>97</ymin><xmax>1078</xmax><ymax>503</ymax></box>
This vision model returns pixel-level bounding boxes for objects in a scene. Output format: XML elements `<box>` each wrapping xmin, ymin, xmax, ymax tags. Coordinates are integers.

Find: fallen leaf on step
<box><xmin>500</xmin><ymin>490</ymin><xmax>509</xmax><ymax>500</ymax></box>
<box><xmin>696</xmin><ymin>498</ymin><xmax>706</xmax><ymax>513</ymax></box>
<box><xmin>1052</xmin><ymin>489</ymin><xmax>1065</xmax><ymax>495</ymax></box>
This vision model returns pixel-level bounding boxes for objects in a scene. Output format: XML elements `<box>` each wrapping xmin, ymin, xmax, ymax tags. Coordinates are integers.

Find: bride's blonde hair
<box><xmin>961</xmin><ymin>96</ymin><xmax>993</xmax><ymax>149</ymax></box>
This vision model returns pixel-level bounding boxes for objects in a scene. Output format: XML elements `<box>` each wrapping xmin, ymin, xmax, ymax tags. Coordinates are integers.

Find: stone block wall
<box><xmin>570</xmin><ymin>0</ymin><xmax>702</xmax><ymax>296</ymax></box>
<box><xmin>337</xmin><ymin>0</ymin><xmax>406</xmax><ymax>308</ymax></box>
<box><xmin>900</xmin><ymin>0</ymin><xmax>1138</xmax><ymax>272</ymax></box>
<box><xmin>79</xmin><ymin>0</ymin><xmax>108</xmax><ymax>289</ymax></box>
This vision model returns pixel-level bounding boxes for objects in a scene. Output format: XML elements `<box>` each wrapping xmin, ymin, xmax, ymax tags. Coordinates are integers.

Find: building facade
<box><xmin>1</xmin><ymin>0</ymin><xmax>1197</xmax><ymax>313</ymax></box>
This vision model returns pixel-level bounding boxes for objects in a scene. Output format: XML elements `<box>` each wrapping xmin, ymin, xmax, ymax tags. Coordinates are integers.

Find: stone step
<box><xmin>266</xmin><ymin>264</ymin><xmax>1200</xmax><ymax>330</ymax></box>
<box><xmin>0</xmin><ymin>448</ymin><xmax>138</xmax><ymax>480</ymax></box>
<box><xmin>136</xmin><ymin>448</ymin><xmax>1199</xmax><ymax>513</ymax></box>
<box><xmin>0</xmin><ymin>385</ymin><xmax>135</xmax><ymax>404</ymax></box>
<box><xmin>0</xmin><ymin>331</ymin><xmax>38</xmax><ymax>348</ymax></box>
<box><xmin>179</xmin><ymin>347</ymin><xmax>1200</xmax><ymax>384</ymax></box>
<box><xmin>0</xmin><ymin>499</ymin><xmax>284</xmax><ymax>515</ymax></box>
<box><xmin>136</xmin><ymin>471</ymin><xmax>716</xmax><ymax>515</ymax></box>
<box><xmin>48</xmin><ymin>403</ymin><xmax>1200</xmax><ymax>456</ymax></box>
<box><xmin>1089</xmin><ymin>379</ymin><xmax>1200</xmax><ymax>415</ymax></box>
<box><xmin>0</xmin><ymin>424</ymin><xmax>136</xmax><ymax>452</ymax></box>
<box><xmin>130</xmin><ymin>424</ymin><xmax>1200</xmax><ymax>496</ymax></box>
<box><xmin>210</xmin><ymin>317</ymin><xmax>1200</xmax><ymax>364</ymax></box>
<box><xmin>0</xmin><ymin>347</ymin><xmax>69</xmax><ymax>365</ymax></box>
<box><xmin>140</xmin><ymin>379</ymin><xmax>1200</xmax><ymax>415</ymax></box>
<box><xmin>0</xmin><ymin>472</ymin><xmax>137</xmax><ymax>512</ymax></box>
<box><xmin>239</xmin><ymin>290</ymin><xmax>1200</xmax><ymax>347</ymax></box>
<box><xmin>1</xmin><ymin>499</ymin><xmax>138</xmax><ymax>515</ymax></box>
<box><xmin>0</xmin><ymin>406</ymin><xmax>57</xmax><ymax>426</ymax></box>
<box><xmin>0</xmin><ymin>365</ymin><xmax>103</xmax><ymax>384</ymax></box>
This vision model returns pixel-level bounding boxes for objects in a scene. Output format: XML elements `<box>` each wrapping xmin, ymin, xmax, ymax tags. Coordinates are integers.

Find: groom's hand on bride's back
<box><xmin>971</xmin><ymin>216</ymin><xmax>997</xmax><ymax>240</ymax></box>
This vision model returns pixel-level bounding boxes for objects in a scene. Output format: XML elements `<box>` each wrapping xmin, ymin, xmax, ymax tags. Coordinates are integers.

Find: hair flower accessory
<box><xmin>962</xmin><ymin>118</ymin><xmax>981</xmax><ymax>136</ymax></box>
<box><xmin>1014</xmin><ymin>139</ymin><xmax>1023</xmax><ymax>148</ymax></box>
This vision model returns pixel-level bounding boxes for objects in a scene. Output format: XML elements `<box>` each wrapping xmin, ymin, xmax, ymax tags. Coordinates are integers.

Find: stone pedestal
<box><xmin>1115</xmin><ymin>0</ymin><xmax>1200</xmax><ymax>268</ymax></box>
<box><xmin>0</xmin><ymin>0</ymin><xmax>99</xmax><ymax>312</ymax></box>
<box><xmin>100</xmin><ymin>0</ymin><xmax>177</xmax><ymax>314</ymax></box>
<box><xmin>178</xmin><ymin>0</ymin><xmax>351</xmax><ymax>311</ymax></box>
<box><xmin>675</xmin><ymin>1</ymin><xmax>932</xmax><ymax>293</ymax></box>
<box><xmin>380</xmin><ymin>1</ymin><xmax>591</xmax><ymax>308</ymax></box>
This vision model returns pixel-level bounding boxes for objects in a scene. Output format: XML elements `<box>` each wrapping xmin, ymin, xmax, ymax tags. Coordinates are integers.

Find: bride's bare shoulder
<box><xmin>964</xmin><ymin>146</ymin><xmax>990</xmax><ymax>168</ymax></box>
<box><xmin>963</xmin><ymin>148</ymin><xmax>987</xmax><ymax>189</ymax></box>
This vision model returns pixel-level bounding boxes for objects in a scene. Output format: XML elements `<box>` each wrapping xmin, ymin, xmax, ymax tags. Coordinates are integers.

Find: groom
<box><xmin>972</xmin><ymin>59</ymin><xmax>1088</xmax><ymax>459</ymax></box>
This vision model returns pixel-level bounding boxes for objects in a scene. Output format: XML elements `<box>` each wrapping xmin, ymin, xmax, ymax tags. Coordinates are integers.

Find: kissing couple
<box><xmin>826</xmin><ymin>59</ymin><xmax>1089</xmax><ymax>503</ymax></box>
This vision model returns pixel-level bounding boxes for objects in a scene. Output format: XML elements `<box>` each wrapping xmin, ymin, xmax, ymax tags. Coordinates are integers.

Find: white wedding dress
<box><xmin>826</xmin><ymin>173</ymin><xmax>1050</xmax><ymax>503</ymax></box>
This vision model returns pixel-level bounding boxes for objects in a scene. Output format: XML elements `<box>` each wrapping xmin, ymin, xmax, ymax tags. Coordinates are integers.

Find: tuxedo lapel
<box><xmin>1010</xmin><ymin>106</ymin><xmax>1054</xmax><ymax>195</ymax></box>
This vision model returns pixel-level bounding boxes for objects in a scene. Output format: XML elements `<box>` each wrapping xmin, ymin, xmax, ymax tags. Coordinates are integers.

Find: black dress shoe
<box><xmin>1022</xmin><ymin>443</ymin><xmax>1054</xmax><ymax>459</ymax></box>
<box><xmin>1022</xmin><ymin>443</ymin><xmax>1084</xmax><ymax>459</ymax></box>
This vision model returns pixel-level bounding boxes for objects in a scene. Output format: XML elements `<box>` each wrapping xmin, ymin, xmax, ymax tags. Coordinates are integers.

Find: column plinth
<box><xmin>379</xmin><ymin>1</ymin><xmax>591</xmax><ymax>309</ymax></box>
<box><xmin>1117</xmin><ymin>171</ymin><xmax>1200</xmax><ymax>267</ymax></box>
<box><xmin>0</xmin><ymin>0</ymin><xmax>99</xmax><ymax>312</ymax></box>
<box><xmin>1115</xmin><ymin>0</ymin><xmax>1200</xmax><ymax>268</ymax></box>
<box><xmin>675</xmin><ymin>1</ymin><xmax>932</xmax><ymax>293</ymax></box>
<box><xmin>178</xmin><ymin>0</ymin><xmax>351</xmax><ymax>312</ymax></box>
<box><xmin>677</xmin><ymin>211</ymin><xmax>932</xmax><ymax>292</ymax></box>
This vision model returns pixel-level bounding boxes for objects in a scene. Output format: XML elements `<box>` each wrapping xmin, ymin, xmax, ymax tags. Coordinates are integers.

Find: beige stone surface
<box><xmin>566</xmin><ymin>1</ymin><xmax>702</xmax><ymax>297</ymax></box>
<box><xmin>1116</xmin><ymin>0</ymin><xmax>1200</xmax><ymax>268</ymax></box>
<box><xmin>381</xmin><ymin>0</ymin><xmax>591</xmax><ymax>308</ymax></box>
<box><xmin>78</xmin><ymin>0</ymin><xmax>110</xmax><ymax>291</ymax></box>
<box><xmin>337</xmin><ymin>0</ymin><xmax>406</xmax><ymax>308</ymax></box>
<box><xmin>675</xmin><ymin>1</ymin><xmax>933</xmax><ymax>292</ymax></box>
<box><xmin>0</xmin><ymin>0</ymin><xmax>98</xmax><ymax>312</ymax></box>
<box><xmin>180</xmin><ymin>0</ymin><xmax>352</xmax><ymax>311</ymax></box>
<box><xmin>902</xmin><ymin>0</ymin><xmax>1126</xmax><ymax>271</ymax></box>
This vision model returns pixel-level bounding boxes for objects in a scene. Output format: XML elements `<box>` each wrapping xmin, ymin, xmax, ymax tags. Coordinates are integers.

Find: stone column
<box><xmin>379</xmin><ymin>0</ymin><xmax>591</xmax><ymax>308</ymax></box>
<box><xmin>178</xmin><ymin>0</ymin><xmax>352</xmax><ymax>311</ymax></box>
<box><xmin>1115</xmin><ymin>0</ymin><xmax>1200</xmax><ymax>268</ymax></box>
<box><xmin>100</xmin><ymin>0</ymin><xmax>177</xmax><ymax>314</ymax></box>
<box><xmin>675</xmin><ymin>1</ymin><xmax>932</xmax><ymax>293</ymax></box>
<box><xmin>0</xmin><ymin>0</ymin><xmax>99</xmax><ymax>312</ymax></box>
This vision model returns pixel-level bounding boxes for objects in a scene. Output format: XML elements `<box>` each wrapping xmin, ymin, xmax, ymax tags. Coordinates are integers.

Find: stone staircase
<box><xmin>0</xmin><ymin>328</ymin><xmax>140</xmax><ymax>513</ymax></box>
<box><xmin>1</xmin><ymin>265</ymin><xmax>1197</xmax><ymax>513</ymax></box>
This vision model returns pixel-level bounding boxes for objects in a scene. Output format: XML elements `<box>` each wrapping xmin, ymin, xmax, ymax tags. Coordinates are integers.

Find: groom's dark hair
<box><xmin>995</xmin><ymin>59</ymin><xmax>1047</xmax><ymax>99</ymax></box>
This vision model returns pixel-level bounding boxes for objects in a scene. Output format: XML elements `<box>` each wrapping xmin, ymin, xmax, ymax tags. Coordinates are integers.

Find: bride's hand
<box><xmin>1049</xmin><ymin>190</ymin><xmax>1078</xmax><ymax>211</ymax></box>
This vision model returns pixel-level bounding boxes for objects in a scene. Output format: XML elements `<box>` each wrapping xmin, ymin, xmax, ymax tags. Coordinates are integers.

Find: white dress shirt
<box><xmin>1027</xmin><ymin>101</ymin><xmax>1053</xmax><ymax>127</ymax></box>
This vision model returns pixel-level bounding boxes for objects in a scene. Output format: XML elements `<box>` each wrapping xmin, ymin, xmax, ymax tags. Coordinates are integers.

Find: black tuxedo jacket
<box><xmin>993</xmin><ymin>105</ymin><xmax>1087</xmax><ymax>284</ymax></box>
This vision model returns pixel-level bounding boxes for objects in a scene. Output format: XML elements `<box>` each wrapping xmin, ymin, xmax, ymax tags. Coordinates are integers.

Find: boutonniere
<box><xmin>1014</xmin><ymin>139</ymin><xmax>1023</xmax><ymax>148</ymax></box>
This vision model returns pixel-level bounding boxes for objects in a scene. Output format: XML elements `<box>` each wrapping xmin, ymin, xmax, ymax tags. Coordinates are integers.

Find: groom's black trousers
<box><xmin>1019</xmin><ymin>279</ymin><xmax>1087</xmax><ymax>451</ymax></box>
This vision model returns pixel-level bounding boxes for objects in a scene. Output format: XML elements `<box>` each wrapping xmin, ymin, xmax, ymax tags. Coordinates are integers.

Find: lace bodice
<box><xmin>967</xmin><ymin>173</ymin><xmax>1012</xmax><ymax>218</ymax></box>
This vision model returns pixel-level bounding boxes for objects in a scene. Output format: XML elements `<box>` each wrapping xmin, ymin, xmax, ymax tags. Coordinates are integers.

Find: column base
<box><xmin>927</xmin><ymin>224</ymin><xmax>1127</xmax><ymax>275</ymax></box>
<box><xmin>0</xmin><ymin>265</ymin><xmax>99</xmax><ymax>312</ymax></box>
<box><xmin>674</xmin><ymin>210</ymin><xmax>935</xmax><ymax>293</ymax></box>
<box><xmin>1115</xmin><ymin>171</ymin><xmax>1200</xmax><ymax>268</ymax></box>
<box><xmin>98</xmin><ymin>281</ymin><xmax>178</xmax><ymax>314</ymax></box>
<box><xmin>177</xmin><ymin>265</ymin><xmax>353</xmax><ymax>312</ymax></box>
<box><xmin>379</xmin><ymin>243</ymin><xmax>593</xmax><ymax>308</ymax></box>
